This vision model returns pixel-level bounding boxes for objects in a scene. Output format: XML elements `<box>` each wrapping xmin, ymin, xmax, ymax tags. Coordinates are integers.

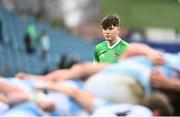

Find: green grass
<box><xmin>101</xmin><ymin>0</ymin><xmax>180</xmax><ymax>29</ymax></box>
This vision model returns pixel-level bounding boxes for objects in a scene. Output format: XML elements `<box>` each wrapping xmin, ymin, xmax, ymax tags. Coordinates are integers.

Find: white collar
<box><xmin>107</xmin><ymin>37</ymin><xmax>121</xmax><ymax>49</ymax></box>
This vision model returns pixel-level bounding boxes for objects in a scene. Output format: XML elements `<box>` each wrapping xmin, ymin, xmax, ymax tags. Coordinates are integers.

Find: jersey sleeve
<box><xmin>93</xmin><ymin>46</ymin><xmax>99</xmax><ymax>62</ymax></box>
<box><xmin>123</xmin><ymin>41</ymin><xmax>130</xmax><ymax>51</ymax></box>
<box><xmin>121</xmin><ymin>41</ymin><xmax>130</xmax><ymax>56</ymax></box>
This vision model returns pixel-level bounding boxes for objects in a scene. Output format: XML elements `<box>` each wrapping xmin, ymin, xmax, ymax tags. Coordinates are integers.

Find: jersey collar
<box><xmin>107</xmin><ymin>37</ymin><xmax>122</xmax><ymax>49</ymax></box>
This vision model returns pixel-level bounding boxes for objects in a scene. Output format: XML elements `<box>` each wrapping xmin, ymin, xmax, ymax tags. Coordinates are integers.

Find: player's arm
<box><xmin>93</xmin><ymin>47</ymin><xmax>99</xmax><ymax>63</ymax></box>
<box><xmin>15</xmin><ymin>72</ymin><xmax>45</xmax><ymax>80</ymax></box>
<box><xmin>44</xmin><ymin>62</ymin><xmax>110</xmax><ymax>81</ymax></box>
<box><xmin>42</xmin><ymin>82</ymin><xmax>95</xmax><ymax>113</ymax></box>
<box><xmin>151</xmin><ymin>69</ymin><xmax>180</xmax><ymax>92</ymax></box>
<box><xmin>122</xmin><ymin>42</ymin><xmax>165</xmax><ymax>65</ymax></box>
<box><xmin>0</xmin><ymin>80</ymin><xmax>30</xmax><ymax>105</ymax></box>
<box><xmin>122</xmin><ymin>42</ymin><xmax>157</xmax><ymax>58</ymax></box>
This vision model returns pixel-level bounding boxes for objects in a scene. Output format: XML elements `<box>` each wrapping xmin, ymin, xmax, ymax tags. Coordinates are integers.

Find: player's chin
<box><xmin>105</xmin><ymin>38</ymin><xmax>111</xmax><ymax>41</ymax></box>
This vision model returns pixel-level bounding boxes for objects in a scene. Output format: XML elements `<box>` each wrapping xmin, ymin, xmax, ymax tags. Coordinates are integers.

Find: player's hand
<box><xmin>0</xmin><ymin>93</ymin><xmax>8</xmax><ymax>104</ymax></box>
<box><xmin>15</xmin><ymin>72</ymin><xmax>31</xmax><ymax>80</ymax></box>
<box><xmin>37</xmin><ymin>101</ymin><xmax>55</xmax><ymax>112</ymax></box>
<box><xmin>45</xmin><ymin>70</ymin><xmax>70</xmax><ymax>82</ymax></box>
<box><xmin>150</xmin><ymin>69</ymin><xmax>169</xmax><ymax>89</ymax></box>
<box><xmin>147</xmin><ymin>52</ymin><xmax>165</xmax><ymax>65</ymax></box>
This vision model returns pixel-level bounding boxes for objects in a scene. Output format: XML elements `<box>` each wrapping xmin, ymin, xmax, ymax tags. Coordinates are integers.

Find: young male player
<box><xmin>94</xmin><ymin>14</ymin><xmax>129</xmax><ymax>63</ymax></box>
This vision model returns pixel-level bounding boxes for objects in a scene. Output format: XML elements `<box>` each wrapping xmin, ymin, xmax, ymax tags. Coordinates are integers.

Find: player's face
<box><xmin>102</xmin><ymin>26</ymin><xmax>120</xmax><ymax>41</ymax></box>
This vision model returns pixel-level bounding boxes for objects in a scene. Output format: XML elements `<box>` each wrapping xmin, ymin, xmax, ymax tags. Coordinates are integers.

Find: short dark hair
<box><xmin>100</xmin><ymin>15</ymin><xmax>120</xmax><ymax>29</ymax></box>
<box><xmin>142</xmin><ymin>92</ymin><xmax>173</xmax><ymax>116</ymax></box>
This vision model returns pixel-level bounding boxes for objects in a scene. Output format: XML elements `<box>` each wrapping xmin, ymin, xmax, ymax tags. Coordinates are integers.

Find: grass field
<box><xmin>101</xmin><ymin>0</ymin><xmax>180</xmax><ymax>29</ymax></box>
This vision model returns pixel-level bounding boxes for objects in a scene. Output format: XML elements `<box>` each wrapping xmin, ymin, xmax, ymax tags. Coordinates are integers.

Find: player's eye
<box><xmin>108</xmin><ymin>27</ymin><xmax>113</xmax><ymax>30</ymax></box>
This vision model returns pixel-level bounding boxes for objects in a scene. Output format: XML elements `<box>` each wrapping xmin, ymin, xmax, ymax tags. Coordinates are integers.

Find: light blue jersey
<box><xmin>0</xmin><ymin>78</ymin><xmax>87</xmax><ymax>116</ymax></box>
<box><xmin>86</xmin><ymin>53</ymin><xmax>180</xmax><ymax>96</ymax></box>
<box><xmin>0</xmin><ymin>78</ymin><xmax>35</xmax><ymax>93</ymax></box>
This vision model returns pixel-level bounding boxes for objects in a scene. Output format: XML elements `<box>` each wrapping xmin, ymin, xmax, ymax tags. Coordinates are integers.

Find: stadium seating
<box><xmin>0</xmin><ymin>6</ymin><xmax>94</xmax><ymax>77</ymax></box>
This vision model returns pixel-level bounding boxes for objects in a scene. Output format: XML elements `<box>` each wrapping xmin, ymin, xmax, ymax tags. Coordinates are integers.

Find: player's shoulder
<box><xmin>119</xmin><ymin>40</ymin><xmax>129</xmax><ymax>46</ymax></box>
<box><xmin>95</xmin><ymin>41</ymin><xmax>107</xmax><ymax>49</ymax></box>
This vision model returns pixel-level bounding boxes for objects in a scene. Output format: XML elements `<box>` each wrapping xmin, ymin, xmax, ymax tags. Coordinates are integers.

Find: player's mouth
<box><xmin>105</xmin><ymin>35</ymin><xmax>111</xmax><ymax>38</ymax></box>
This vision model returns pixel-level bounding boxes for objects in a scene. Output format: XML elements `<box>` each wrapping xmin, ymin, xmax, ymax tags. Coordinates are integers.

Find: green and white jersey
<box><xmin>94</xmin><ymin>39</ymin><xmax>129</xmax><ymax>63</ymax></box>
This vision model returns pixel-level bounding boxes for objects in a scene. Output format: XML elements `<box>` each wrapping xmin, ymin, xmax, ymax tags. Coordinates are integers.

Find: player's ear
<box><xmin>117</xmin><ymin>26</ymin><xmax>120</xmax><ymax>31</ymax></box>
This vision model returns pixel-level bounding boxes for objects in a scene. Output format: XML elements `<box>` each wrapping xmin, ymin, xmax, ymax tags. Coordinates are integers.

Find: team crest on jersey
<box><xmin>114</xmin><ymin>52</ymin><xmax>120</xmax><ymax>60</ymax></box>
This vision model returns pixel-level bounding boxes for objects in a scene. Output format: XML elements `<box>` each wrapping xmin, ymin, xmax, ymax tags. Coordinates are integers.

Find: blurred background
<box><xmin>0</xmin><ymin>0</ymin><xmax>180</xmax><ymax>77</ymax></box>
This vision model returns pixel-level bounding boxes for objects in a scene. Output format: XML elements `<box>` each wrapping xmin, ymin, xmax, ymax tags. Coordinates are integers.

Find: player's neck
<box><xmin>108</xmin><ymin>37</ymin><xmax>121</xmax><ymax>48</ymax></box>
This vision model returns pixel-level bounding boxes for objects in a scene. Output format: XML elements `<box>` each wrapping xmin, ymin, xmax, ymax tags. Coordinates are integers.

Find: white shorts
<box><xmin>85</xmin><ymin>73</ymin><xmax>144</xmax><ymax>104</ymax></box>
